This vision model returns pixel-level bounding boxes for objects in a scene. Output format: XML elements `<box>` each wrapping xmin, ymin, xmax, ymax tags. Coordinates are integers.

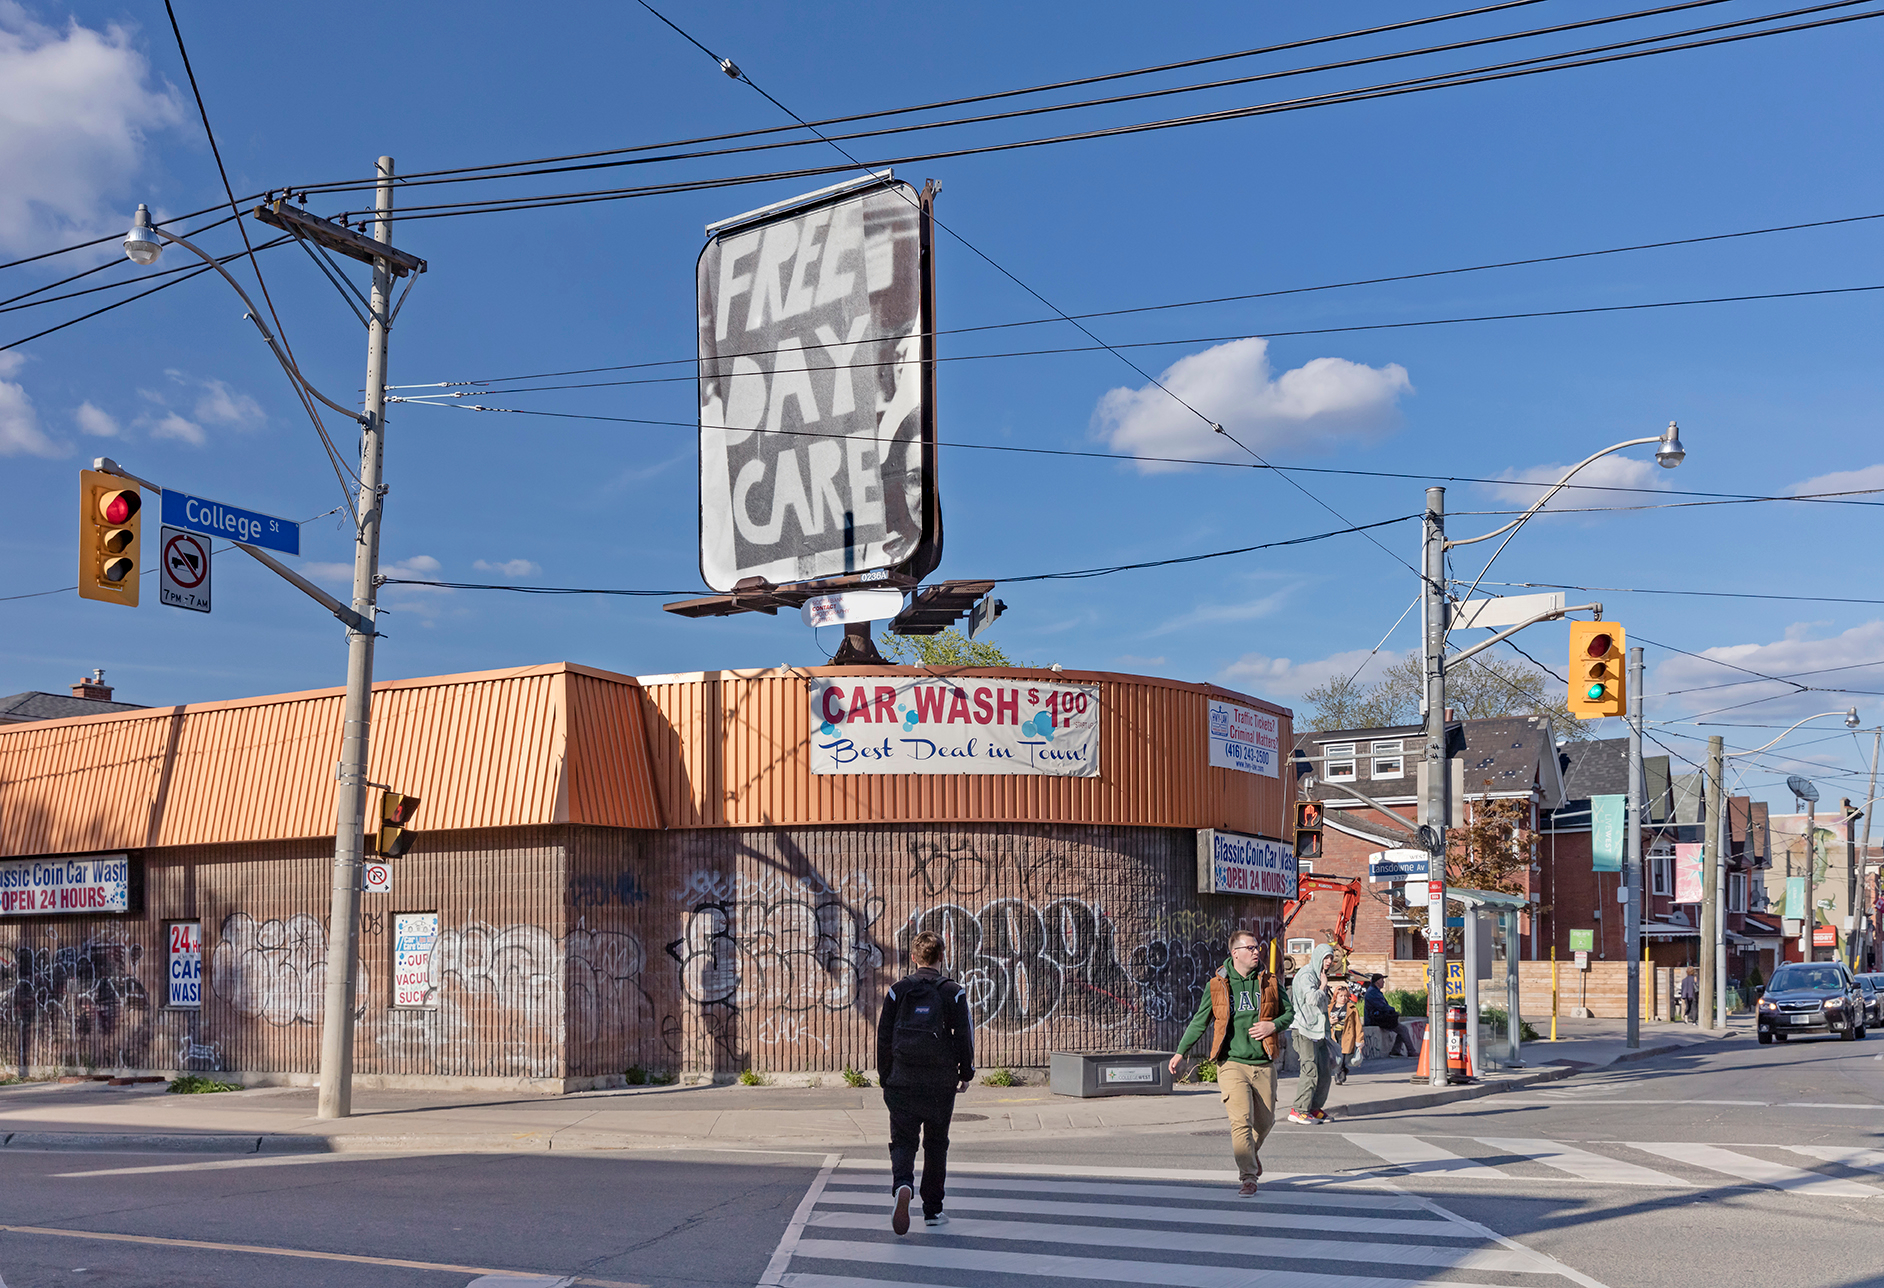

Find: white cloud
<box><xmin>472</xmin><ymin>557</ymin><xmax>541</xmax><ymax>579</ymax></box>
<box><xmin>0</xmin><ymin>371</ymin><xmax>63</xmax><ymax>456</ymax></box>
<box><xmin>1650</xmin><ymin>620</ymin><xmax>1884</xmax><ymax>736</ymax></box>
<box><xmin>148</xmin><ymin>411</ymin><xmax>204</xmax><ymax>445</ymax></box>
<box><xmin>73</xmin><ymin>400</ymin><xmax>119</xmax><ymax>436</ymax></box>
<box><xmin>190</xmin><ymin>377</ymin><xmax>264</xmax><ymax>429</ymax></box>
<box><xmin>1217</xmin><ymin>647</ymin><xmax>1397</xmax><ymax>704</ymax></box>
<box><xmin>0</xmin><ymin>350</ymin><xmax>25</xmax><ymax>377</ymax></box>
<box><xmin>0</xmin><ymin>4</ymin><xmax>186</xmax><ymax>251</ymax></box>
<box><xmin>1093</xmin><ymin>337</ymin><xmax>1411</xmax><ymax>472</ymax></box>
<box><xmin>1148</xmin><ymin>587</ymin><xmax>1293</xmax><ymax>636</ymax></box>
<box><xmin>1789</xmin><ymin>463</ymin><xmax>1884</xmax><ymax>499</ymax></box>
<box><xmin>1477</xmin><ymin>454</ymin><xmax>1670</xmax><ymax>514</ymax></box>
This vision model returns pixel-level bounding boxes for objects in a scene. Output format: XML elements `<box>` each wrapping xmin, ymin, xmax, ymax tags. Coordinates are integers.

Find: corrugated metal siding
<box><xmin>564</xmin><ymin>673</ymin><xmax>662</xmax><ymax>829</ymax></box>
<box><xmin>562</xmin><ymin>821</ymin><xmax>1286</xmax><ymax>1080</ymax></box>
<box><xmin>637</xmin><ymin>668</ymin><xmax>1290</xmax><ymax>835</ymax></box>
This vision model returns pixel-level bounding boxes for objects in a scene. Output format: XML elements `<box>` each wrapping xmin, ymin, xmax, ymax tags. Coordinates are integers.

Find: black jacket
<box><xmin>876</xmin><ymin>967</ymin><xmax>976</xmax><ymax>1090</ymax></box>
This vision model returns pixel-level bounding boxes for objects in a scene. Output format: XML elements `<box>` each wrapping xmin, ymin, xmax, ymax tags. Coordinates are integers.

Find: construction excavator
<box><xmin>1277</xmin><ymin>874</ymin><xmax>1364</xmax><ymax>958</ymax></box>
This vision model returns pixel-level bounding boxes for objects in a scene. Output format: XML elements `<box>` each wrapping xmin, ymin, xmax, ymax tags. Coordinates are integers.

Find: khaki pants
<box><xmin>1216</xmin><ymin>1060</ymin><xmax>1278</xmax><ymax>1182</ymax></box>
<box><xmin>1292</xmin><ymin>1030</ymin><xmax>1333</xmax><ymax>1114</ymax></box>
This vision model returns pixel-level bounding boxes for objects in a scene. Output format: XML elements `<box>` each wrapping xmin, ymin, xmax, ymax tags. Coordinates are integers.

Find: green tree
<box><xmin>1301</xmin><ymin>649</ymin><xmax>1587</xmax><ymax>738</ymax></box>
<box><xmin>880</xmin><ymin>627</ymin><xmax>1024</xmax><ymax>668</ymax></box>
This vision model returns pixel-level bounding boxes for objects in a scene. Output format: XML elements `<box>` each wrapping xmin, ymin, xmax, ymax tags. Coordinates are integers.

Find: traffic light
<box><xmin>376</xmin><ymin>791</ymin><xmax>422</xmax><ymax>857</ymax></box>
<box><xmin>1567</xmin><ymin>621</ymin><xmax>1626</xmax><ymax>718</ymax></box>
<box><xmin>1293</xmin><ymin>798</ymin><xmax>1324</xmax><ymax>861</ymax></box>
<box><xmin>78</xmin><ymin>468</ymin><xmax>141</xmax><ymax>606</ymax></box>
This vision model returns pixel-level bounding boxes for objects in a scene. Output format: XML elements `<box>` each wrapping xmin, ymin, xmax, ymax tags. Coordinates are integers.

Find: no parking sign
<box><xmin>363</xmin><ymin>861</ymin><xmax>392</xmax><ymax>894</ymax></box>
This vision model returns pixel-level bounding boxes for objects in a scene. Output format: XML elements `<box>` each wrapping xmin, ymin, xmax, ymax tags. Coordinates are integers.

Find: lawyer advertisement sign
<box><xmin>0</xmin><ymin>854</ymin><xmax>131</xmax><ymax>916</ymax></box>
<box><xmin>808</xmin><ymin>677</ymin><xmax>1099</xmax><ymax>775</ymax></box>
<box><xmin>1207</xmin><ymin>698</ymin><xmax>1280</xmax><ymax>777</ymax></box>
<box><xmin>697</xmin><ymin>177</ymin><xmax>939</xmax><ymax>591</ymax></box>
<box><xmin>1196</xmin><ymin>829</ymin><xmax>1298</xmax><ymax>899</ymax></box>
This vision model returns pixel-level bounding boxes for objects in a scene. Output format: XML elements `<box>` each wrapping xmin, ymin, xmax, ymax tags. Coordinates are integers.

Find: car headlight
<box><xmin>1824</xmin><ymin>999</ymin><xmax>1845</xmax><ymax>1009</ymax></box>
<box><xmin>1758</xmin><ymin>999</ymin><xmax>1777</xmax><ymax>1011</ymax></box>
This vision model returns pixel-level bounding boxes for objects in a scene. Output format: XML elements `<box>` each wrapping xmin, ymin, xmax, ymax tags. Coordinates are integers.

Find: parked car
<box><xmin>1756</xmin><ymin>962</ymin><xmax>1867</xmax><ymax>1044</ymax></box>
<box><xmin>1857</xmin><ymin>973</ymin><xmax>1884</xmax><ymax>1027</ymax></box>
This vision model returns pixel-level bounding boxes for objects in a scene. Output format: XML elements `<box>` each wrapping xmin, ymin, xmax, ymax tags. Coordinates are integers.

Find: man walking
<box><xmin>1169</xmin><ymin>930</ymin><xmax>1293</xmax><ymax>1196</ymax></box>
<box><xmin>1680</xmin><ymin>967</ymin><xmax>1699</xmax><ymax>1024</ymax></box>
<box><xmin>876</xmin><ymin>930</ymin><xmax>975</xmax><ymax>1235</ymax></box>
<box><xmin>1287</xmin><ymin>943</ymin><xmax>1335</xmax><ymax>1124</ymax></box>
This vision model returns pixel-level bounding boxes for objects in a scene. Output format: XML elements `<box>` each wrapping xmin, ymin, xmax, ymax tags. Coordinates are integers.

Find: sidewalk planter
<box><xmin>1050</xmin><ymin>1050</ymin><xmax>1174</xmax><ymax>1097</ymax></box>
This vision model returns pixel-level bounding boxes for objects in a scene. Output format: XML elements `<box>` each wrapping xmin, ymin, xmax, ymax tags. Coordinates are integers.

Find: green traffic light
<box><xmin>1586</xmin><ymin>683</ymin><xmax>1606</xmax><ymax>700</ymax></box>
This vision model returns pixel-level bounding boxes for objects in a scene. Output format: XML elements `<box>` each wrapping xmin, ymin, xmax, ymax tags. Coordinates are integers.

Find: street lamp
<box><xmin>1415</xmin><ymin>422</ymin><xmax>1688</xmax><ymax>1079</ymax></box>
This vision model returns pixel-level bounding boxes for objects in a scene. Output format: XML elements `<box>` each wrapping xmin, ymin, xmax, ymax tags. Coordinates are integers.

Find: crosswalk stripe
<box><xmin>816</xmin><ymin>1190</ymin><xmax>1465</xmax><ymax>1238</ymax></box>
<box><xmin>1342</xmin><ymin>1134</ymin><xmax>1501</xmax><ymax>1177</ymax></box>
<box><xmin>1783</xmin><ymin>1145</ymin><xmax>1884</xmax><ymax>1174</ymax></box>
<box><xmin>791</xmin><ymin>1236</ymin><xmax>1488</xmax><ymax>1288</ymax></box>
<box><xmin>1628</xmin><ymin>1142</ymin><xmax>1882</xmax><ymax>1197</ymax></box>
<box><xmin>1475</xmin><ymin>1138</ymin><xmax>1693</xmax><ymax>1187</ymax></box>
<box><xmin>781</xmin><ymin>1275</ymin><xmax>962</xmax><ymax>1288</ymax></box>
<box><xmin>804</xmin><ymin>1211</ymin><xmax>1555</xmax><ymax>1274</ymax></box>
<box><xmin>824</xmin><ymin>1175</ymin><xmax>1425</xmax><ymax>1211</ymax></box>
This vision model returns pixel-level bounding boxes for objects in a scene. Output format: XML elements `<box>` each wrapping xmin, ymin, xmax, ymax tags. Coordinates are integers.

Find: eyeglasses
<box><xmin>1231</xmin><ymin>944</ymin><xmax>1261</xmax><ymax>953</ymax></box>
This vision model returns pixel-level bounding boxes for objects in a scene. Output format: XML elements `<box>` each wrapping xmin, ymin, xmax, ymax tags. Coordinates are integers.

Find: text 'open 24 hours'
<box><xmin>809</xmin><ymin>678</ymin><xmax>1099</xmax><ymax>775</ymax></box>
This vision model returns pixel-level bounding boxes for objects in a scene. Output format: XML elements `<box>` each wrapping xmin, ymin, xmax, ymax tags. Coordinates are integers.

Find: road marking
<box><xmin>816</xmin><ymin>1188</ymin><xmax>1459</xmax><ymax>1236</ymax></box>
<box><xmin>0</xmin><ymin>1224</ymin><xmax>642</xmax><ymax>1286</ymax></box>
<box><xmin>53</xmin><ymin>1154</ymin><xmax>388</xmax><ymax>1178</ymax></box>
<box><xmin>1785</xmin><ymin>1145</ymin><xmax>1884</xmax><ymax>1174</ymax></box>
<box><xmin>1476</xmin><ymin>1138</ymin><xmax>1693</xmax><ymax>1187</ymax></box>
<box><xmin>758</xmin><ymin>1152</ymin><xmax>840</xmax><ymax>1288</ymax></box>
<box><xmin>805</xmin><ymin>1210</ymin><xmax>1549</xmax><ymax>1274</ymax></box>
<box><xmin>1343</xmin><ymin>1133</ymin><xmax>1502</xmax><ymax>1176</ymax></box>
<box><xmin>1627</xmin><ymin>1142</ymin><xmax>1882</xmax><ymax>1197</ymax></box>
<box><xmin>832</xmin><ymin>1172</ymin><xmax>1421</xmax><ymax>1210</ymax></box>
<box><xmin>1391</xmin><ymin>1186</ymin><xmax>1613</xmax><ymax>1288</ymax></box>
<box><xmin>467</xmin><ymin>1278</ymin><xmax>573</xmax><ymax>1287</ymax></box>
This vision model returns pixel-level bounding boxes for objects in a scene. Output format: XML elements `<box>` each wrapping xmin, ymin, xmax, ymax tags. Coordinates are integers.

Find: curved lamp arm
<box><xmin>1723</xmin><ymin>708</ymin><xmax>1860</xmax><ymax>760</ymax></box>
<box><xmin>128</xmin><ymin>210</ymin><xmax>367</xmax><ymax>426</ymax></box>
<box><xmin>1448</xmin><ymin>434</ymin><xmax>1666</xmax><ymax>550</ymax></box>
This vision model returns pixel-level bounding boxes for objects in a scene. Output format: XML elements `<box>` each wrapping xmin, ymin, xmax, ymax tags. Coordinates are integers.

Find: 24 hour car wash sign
<box><xmin>1196</xmin><ymin>830</ymin><xmax>1298</xmax><ymax>899</ymax></box>
<box><xmin>809</xmin><ymin>678</ymin><xmax>1099</xmax><ymax>775</ymax></box>
<box><xmin>0</xmin><ymin>854</ymin><xmax>131</xmax><ymax>915</ymax></box>
<box><xmin>696</xmin><ymin>176</ymin><xmax>939</xmax><ymax>591</ymax></box>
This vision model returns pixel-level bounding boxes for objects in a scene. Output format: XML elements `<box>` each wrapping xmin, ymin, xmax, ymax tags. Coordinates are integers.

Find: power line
<box><xmin>1478</xmin><ymin>580</ymin><xmax>1884</xmax><ymax>605</ymax></box>
<box><xmin>0</xmin><ymin>197</ymin><xmax>263</xmax><ymax>275</ymax></box>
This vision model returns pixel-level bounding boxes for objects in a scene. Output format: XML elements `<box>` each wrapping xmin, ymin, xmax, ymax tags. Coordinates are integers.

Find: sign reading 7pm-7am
<box><xmin>160</xmin><ymin>489</ymin><xmax>299</xmax><ymax>555</ymax></box>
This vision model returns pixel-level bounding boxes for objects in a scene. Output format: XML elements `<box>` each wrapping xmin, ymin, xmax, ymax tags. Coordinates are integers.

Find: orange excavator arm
<box><xmin>1280</xmin><ymin>874</ymin><xmax>1364</xmax><ymax>953</ymax></box>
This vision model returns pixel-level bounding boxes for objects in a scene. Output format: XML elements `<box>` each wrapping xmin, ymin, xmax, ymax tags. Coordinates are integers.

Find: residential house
<box><xmin>0</xmin><ymin>670</ymin><xmax>144</xmax><ymax>725</ymax></box>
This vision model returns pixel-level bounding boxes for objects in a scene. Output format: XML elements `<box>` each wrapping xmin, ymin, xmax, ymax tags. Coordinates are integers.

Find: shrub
<box><xmin>980</xmin><ymin>1067</ymin><xmax>1017</xmax><ymax>1087</ymax></box>
<box><xmin>841</xmin><ymin>1066</ymin><xmax>870</xmax><ymax>1088</ymax></box>
<box><xmin>167</xmin><ymin>1075</ymin><xmax>241</xmax><ymax>1094</ymax></box>
<box><xmin>1480</xmin><ymin>1007</ymin><xmax>1542</xmax><ymax>1043</ymax></box>
<box><xmin>737</xmin><ymin>1068</ymin><xmax>767</xmax><ymax>1086</ymax></box>
<box><xmin>1386</xmin><ymin>989</ymin><xmax>1429</xmax><ymax>1017</ymax></box>
<box><xmin>625</xmin><ymin>1065</ymin><xmax>649</xmax><ymax>1085</ymax></box>
<box><xmin>1191</xmin><ymin>1060</ymin><xmax>1219</xmax><ymax>1083</ymax></box>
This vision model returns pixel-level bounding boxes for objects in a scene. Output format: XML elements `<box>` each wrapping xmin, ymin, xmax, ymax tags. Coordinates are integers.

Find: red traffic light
<box><xmin>1585</xmin><ymin>632</ymin><xmax>1613</xmax><ymax>657</ymax></box>
<box><xmin>98</xmin><ymin>489</ymin><xmax>140</xmax><ymax>525</ymax></box>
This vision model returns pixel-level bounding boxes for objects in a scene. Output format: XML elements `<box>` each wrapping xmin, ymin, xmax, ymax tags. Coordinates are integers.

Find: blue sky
<box><xmin>3</xmin><ymin>0</ymin><xmax>1881</xmax><ymax>812</ymax></box>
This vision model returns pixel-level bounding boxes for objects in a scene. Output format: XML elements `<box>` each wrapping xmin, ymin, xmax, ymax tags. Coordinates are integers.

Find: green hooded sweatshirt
<box><xmin>1175</xmin><ymin>956</ymin><xmax>1296</xmax><ymax>1066</ymax></box>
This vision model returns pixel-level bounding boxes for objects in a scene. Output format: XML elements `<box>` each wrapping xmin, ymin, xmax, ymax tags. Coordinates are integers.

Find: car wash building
<box><xmin>0</xmin><ymin>661</ymin><xmax>1292</xmax><ymax>1090</ymax></box>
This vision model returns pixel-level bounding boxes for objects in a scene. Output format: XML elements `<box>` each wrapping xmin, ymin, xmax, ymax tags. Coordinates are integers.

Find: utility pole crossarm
<box><xmin>1445</xmin><ymin>602</ymin><xmax>1602</xmax><ymax>669</ymax></box>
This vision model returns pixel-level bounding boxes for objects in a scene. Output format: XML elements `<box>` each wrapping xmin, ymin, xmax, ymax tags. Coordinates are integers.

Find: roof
<box><xmin>1454</xmin><ymin>716</ymin><xmax>1567</xmax><ymax>810</ymax></box>
<box><xmin>0</xmin><ymin>691</ymin><xmax>146</xmax><ymax>724</ymax></box>
<box><xmin>1544</xmin><ymin>737</ymin><xmax>1673</xmax><ymax>829</ymax></box>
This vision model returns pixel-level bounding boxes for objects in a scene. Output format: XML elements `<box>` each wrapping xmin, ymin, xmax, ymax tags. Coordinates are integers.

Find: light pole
<box><xmin>1714</xmin><ymin>707</ymin><xmax>1859</xmax><ymax>1023</ymax></box>
<box><xmin>1425</xmin><ymin>422</ymin><xmax>1686</xmax><ymax>1084</ymax></box>
<box><xmin>124</xmin><ymin>164</ymin><xmax>418</xmax><ymax>1117</ymax></box>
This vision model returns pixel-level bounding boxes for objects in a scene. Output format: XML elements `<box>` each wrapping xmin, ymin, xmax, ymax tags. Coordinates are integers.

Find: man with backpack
<box><xmin>1167</xmin><ymin>930</ymin><xmax>1293</xmax><ymax>1196</ymax></box>
<box><xmin>876</xmin><ymin>930</ymin><xmax>975</xmax><ymax>1235</ymax></box>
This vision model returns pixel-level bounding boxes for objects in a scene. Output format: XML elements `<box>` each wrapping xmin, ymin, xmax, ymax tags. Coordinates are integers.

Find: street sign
<box><xmin>363</xmin><ymin>861</ymin><xmax>392</xmax><ymax>894</ymax></box>
<box><xmin>967</xmin><ymin>593</ymin><xmax>1007</xmax><ymax>640</ymax></box>
<box><xmin>1369</xmin><ymin>848</ymin><xmax>1429</xmax><ymax>882</ymax></box>
<box><xmin>1574</xmin><ymin>950</ymin><xmax>1590</xmax><ymax>971</ymax></box>
<box><xmin>158</xmin><ymin>526</ymin><xmax>211</xmax><ymax>613</ymax></box>
<box><xmin>160</xmin><ymin>489</ymin><xmax>299</xmax><ymax>555</ymax></box>
<box><xmin>1448</xmin><ymin>591</ymin><xmax>1566</xmax><ymax>630</ymax></box>
<box><xmin>1404</xmin><ymin>879</ymin><xmax>1431</xmax><ymax>906</ymax></box>
<box><xmin>1568</xmin><ymin>928</ymin><xmax>1595</xmax><ymax>952</ymax></box>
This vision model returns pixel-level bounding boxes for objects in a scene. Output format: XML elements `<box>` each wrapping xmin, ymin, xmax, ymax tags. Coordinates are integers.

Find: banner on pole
<box><xmin>1673</xmin><ymin>843</ymin><xmax>1704</xmax><ymax>903</ymax></box>
<box><xmin>1591</xmin><ymin>794</ymin><xmax>1625</xmax><ymax>872</ymax></box>
<box><xmin>1783</xmin><ymin>875</ymin><xmax>1806</xmax><ymax>921</ymax></box>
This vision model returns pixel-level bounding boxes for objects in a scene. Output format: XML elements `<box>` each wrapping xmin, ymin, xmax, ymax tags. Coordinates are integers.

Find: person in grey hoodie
<box><xmin>1287</xmin><ymin>943</ymin><xmax>1335</xmax><ymax>1124</ymax></box>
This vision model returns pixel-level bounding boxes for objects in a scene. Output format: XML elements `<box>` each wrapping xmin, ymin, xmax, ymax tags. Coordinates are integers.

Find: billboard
<box><xmin>1207</xmin><ymin>698</ymin><xmax>1280</xmax><ymax>777</ymax></box>
<box><xmin>1196</xmin><ymin>829</ymin><xmax>1297</xmax><ymax>899</ymax></box>
<box><xmin>696</xmin><ymin>175</ymin><xmax>939</xmax><ymax>592</ymax></box>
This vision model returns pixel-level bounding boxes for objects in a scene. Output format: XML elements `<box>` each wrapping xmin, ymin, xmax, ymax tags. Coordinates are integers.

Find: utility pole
<box><xmin>317</xmin><ymin>157</ymin><xmax>395</xmax><ymax>1120</ymax></box>
<box><xmin>1801</xmin><ymin>795</ymin><xmax>1817</xmax><ymax>966</ymax></box>
<box><xmin>1421</xmin><ymin>487</ymin><xmax>1450</xmax><ymax>1086</ymax></box>
<box><xmin>1862</xmin><ymin>730</ymin><xmax>1880</xmax><ymax>971</ymax></box>
<box><xmin>1699</xmin><ymin>735</ymin><xmax>1722</xmax><ymax>1031</ymax></box>
<box><xmin>1625</xmin><ymin>647</ymin><xmax>1644</xmax><ymax>1048</ymax></box>
<box><xmin>1843</xmin><ymin>799</ymin><xmax>1860</xmax><ymax>970</ymax></box>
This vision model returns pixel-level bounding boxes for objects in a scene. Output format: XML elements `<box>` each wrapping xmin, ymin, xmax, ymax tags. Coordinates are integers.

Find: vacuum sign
<box><xmin>0</xmin><ymin>854</ymin><xmax>131</xmax><ymax>915</ymax></box>
<box><xmin>1196</xmin><ymin>830</ymin><xmax>1297</xmax><ymax>899</ymax></box>
<box><xmin>808</xmin><ymin>678</ymin><xmax>1099</xmax><ymax>775</ymax></box>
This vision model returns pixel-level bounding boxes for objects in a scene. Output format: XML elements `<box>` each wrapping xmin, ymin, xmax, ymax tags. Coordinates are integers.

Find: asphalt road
<box><xmin>1</xmin><ymin>1033</ymin><xmax>1878</xmax><ymax>1288</ymax></box>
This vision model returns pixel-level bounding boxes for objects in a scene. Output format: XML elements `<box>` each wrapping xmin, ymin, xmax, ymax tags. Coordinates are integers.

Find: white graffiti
<box><xmin>212</xmin><ymin>913</ymin><xmax>369</xmax><ymax>1026</ymax></box>
<box><xmin>177</xmin><ymin>1036</ymin><xmax>223</xmax><ymax>1071</ymax></box>
<box><xmin>758</xmin><ymin>1014</ymin><xmax>831</xmax><ymax>1051</ymax></box>
<box><xmin>674</xmin><ymin>868</ymin><xmax>875</xmax><ymax>904</ymax></box>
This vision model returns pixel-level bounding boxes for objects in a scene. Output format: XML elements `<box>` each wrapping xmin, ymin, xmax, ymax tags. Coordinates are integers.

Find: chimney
<box><xmin>1444</xmin><ymin>707</ymin><xmax>1456</xmax><ymax>722</ymax></box>
<box><xmin>72</xmin><ymin>668</ymin><xmax>113</xmax><ymax>702</ymax></box>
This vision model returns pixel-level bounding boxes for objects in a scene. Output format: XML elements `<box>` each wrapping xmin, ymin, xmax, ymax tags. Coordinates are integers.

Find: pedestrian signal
<box><xmin>79</xmin><ymin>468</ymin><xmax>141</xmax><ymax>606</ymax></box>
<box><xmin>1293</xmin><ymin>798</ymin><xmax>1324</xmax><ymax>861</ymax></box>
<box><xmin>1567</xmin><ymin>621</ymin><xmax>1626</xmax><ymax>718</ymax></box>
<box><xmin>376</xmin><ymin>791</ymin><xmax>422</xmax><ymax>857</ymax></box>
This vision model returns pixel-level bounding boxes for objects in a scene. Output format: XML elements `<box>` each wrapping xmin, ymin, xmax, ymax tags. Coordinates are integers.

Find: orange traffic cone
<box><xmin>1411</xmin><ymin>1023</ymin><xmax>1432</xmax><ymax>1083</ymax></box>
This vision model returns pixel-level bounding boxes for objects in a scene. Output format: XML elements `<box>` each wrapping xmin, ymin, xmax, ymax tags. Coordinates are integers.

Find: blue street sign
<box><xmin>161</xmin><ymin>490</ymin><xmax>299</xmax><ymax>555</ymax></box>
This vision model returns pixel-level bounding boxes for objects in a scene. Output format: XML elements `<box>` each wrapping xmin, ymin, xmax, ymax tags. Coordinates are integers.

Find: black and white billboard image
<box><xmin>696</xmin><ymin>175</ymin><xmax>939</xmax><ymax>592</ymax></box>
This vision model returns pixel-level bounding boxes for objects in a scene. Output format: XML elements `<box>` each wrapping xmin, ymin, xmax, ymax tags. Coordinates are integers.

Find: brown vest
<box><xmin>1206</xmin><ymin>967</ymin><xmax>1283</xmax><ymax>1062</ymax></box>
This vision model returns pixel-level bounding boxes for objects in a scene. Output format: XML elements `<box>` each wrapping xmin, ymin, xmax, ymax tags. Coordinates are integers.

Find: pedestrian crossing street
<box><xmin>761</xmin><ymin>1161</ymin><xmax>1609</xmax><ymax>1288</ymax></box>
<box><xmin>1342</xmin><ymin>1133</ymin><xmax>1884</xmax><ymax>1197</ymax></box>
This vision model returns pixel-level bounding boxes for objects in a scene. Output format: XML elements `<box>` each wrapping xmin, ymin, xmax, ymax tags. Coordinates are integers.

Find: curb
<box><xmin>0</xmin><ymin>1131</ymin><xmax>329</xmax><ymax>1154</ymax></box>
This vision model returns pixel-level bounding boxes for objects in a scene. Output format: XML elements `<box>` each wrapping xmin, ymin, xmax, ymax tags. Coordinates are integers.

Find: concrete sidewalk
<box><xmin>0</xmin><ymin>1018</ymin><xmax>1742</xmax><ymax>1156</ymax></box>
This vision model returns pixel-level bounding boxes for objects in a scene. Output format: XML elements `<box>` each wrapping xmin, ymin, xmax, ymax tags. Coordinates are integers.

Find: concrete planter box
<box><xmin>1050</xmin><ymin>1050</ymin><xmax>1174</xmax><ymax>1097</ymax></box>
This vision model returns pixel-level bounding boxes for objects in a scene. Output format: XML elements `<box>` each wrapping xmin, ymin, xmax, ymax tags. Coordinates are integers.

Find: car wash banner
<box><xmin>0</xmin><ymin>854</ymin><xmax>131</xmax><ymax>916</ymax></box>
<box><xmin>696</xmin><ymin>176</ymin><xmax>939</xmax><ymax>592</ymax></box>
<box><xmin>809</xmin><ymin>677</ymin><xmax>1099</xmax><ymax>775</ymax></box>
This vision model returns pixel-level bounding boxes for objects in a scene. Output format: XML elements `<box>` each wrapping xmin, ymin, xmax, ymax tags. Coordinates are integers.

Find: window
<box><xmin>1393</xmin><ymin>928</ymin><xmax>1425</xmax><ymax>959</ymax></box>
<box><xmin>1728</xmin><ymin>872</ymin><xmax>1746</xmax><ymax>914</ymax></box>
<box><xmin>1650</xmin><ymin>853</ymin><xmax>1672</xmax><ymax>897</ymax></box>
<box><xmin>1370</xmin><ymin>739</ymin><xmax>1405</xmax><ymax>779</ymax></box>
<box><xmin>1324</xmin><ymin>743</ymin><xmax>1357</xmax><ymax>782</ymax></box>
<box><xmin>1297</xmin><ymin>860</ymin><xmax>1313</xmax><ymax>875</ymax></box>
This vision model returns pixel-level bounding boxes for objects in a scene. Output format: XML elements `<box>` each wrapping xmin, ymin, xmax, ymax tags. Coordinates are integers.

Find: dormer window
<box><xmin>1324</xmin><ymin>743</ymin><xmax>1357</xmax><ymax>781</ymax></box>
<box><xmin>1370</xmin><ymin>739</ymin><xmax>1405</xmax><ymax>779</ymax></box>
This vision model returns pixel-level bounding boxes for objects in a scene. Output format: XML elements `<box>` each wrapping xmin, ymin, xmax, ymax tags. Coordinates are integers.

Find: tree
<box><xmin>1447</xmin><ymin>794</ymin><xmax>1536</xmax><ymax>896</ymax></box>
<box><xmin>1300</xmin><ymin>649</ymin><xmax>1588</xmax><ymax>739</ymax></box>
<box><xmin>880</xmin><ymin>627</ymin><xmax>1023</xmax><ymax>668</ymax></box>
